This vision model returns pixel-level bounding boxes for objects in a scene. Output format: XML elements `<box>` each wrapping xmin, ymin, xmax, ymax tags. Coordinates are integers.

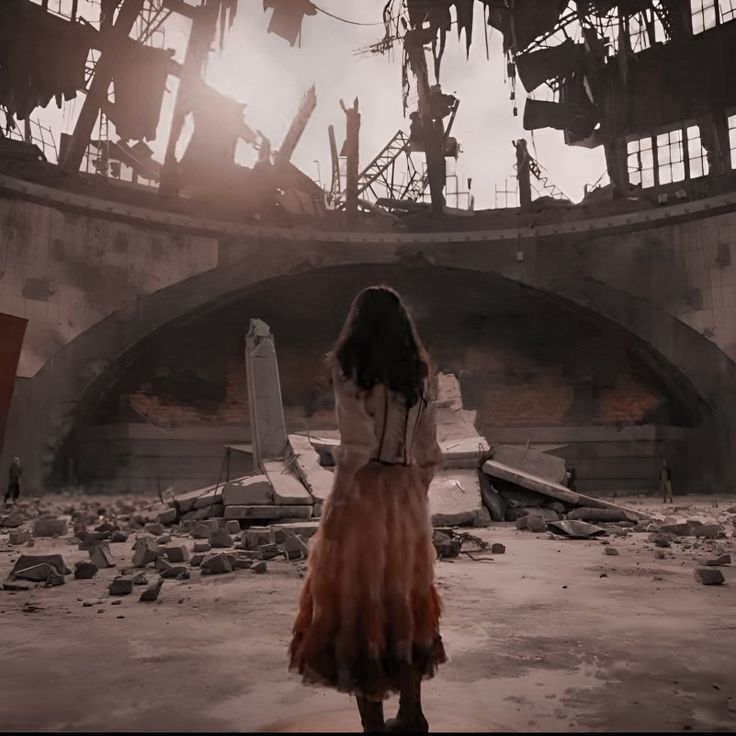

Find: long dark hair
<box><xmin>327</xmin><ymin>286</ymin><xmax>431</xmax><ymax>407</ymax></box>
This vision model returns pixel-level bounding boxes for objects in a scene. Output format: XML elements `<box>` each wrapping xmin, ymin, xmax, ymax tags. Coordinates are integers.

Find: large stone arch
<box><xmin>4</xmin><ymin>232</ymin><xmax>735</xmax><ymax>492</ymax></box>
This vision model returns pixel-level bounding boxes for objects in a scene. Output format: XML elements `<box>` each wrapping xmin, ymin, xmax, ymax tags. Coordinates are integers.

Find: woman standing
<box><xmin>289</xmin><ymin>286</ymin><xmax>446</xmax><ymax>732</ymax></box>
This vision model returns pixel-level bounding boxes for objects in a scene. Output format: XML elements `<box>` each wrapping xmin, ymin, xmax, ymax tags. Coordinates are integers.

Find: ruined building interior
<box><xmin>1</xmin><ymin>0</ymin><xmax>736</xmax><ymax>732</ymax></box>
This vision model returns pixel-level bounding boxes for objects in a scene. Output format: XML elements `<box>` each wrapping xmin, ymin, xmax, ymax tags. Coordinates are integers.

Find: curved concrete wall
<box><xmin>2</xmin><ymin>172</ymin><xmax>736</xmax><ymax>492</ymax></box>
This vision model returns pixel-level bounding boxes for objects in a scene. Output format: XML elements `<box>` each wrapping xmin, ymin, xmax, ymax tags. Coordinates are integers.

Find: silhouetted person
<box><xmin>5</xmin><ymin>457</ymin><xmax>21</xmax><ymax>505</ymax></box>
<box><xmin>660</xmin><ymin>460</ymin><xmax>673</xmax><ymax>503</ymax></box>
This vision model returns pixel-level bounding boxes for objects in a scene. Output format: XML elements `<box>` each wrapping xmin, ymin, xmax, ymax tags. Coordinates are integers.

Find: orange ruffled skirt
<box><xmin>288</xmin><ymin>461</ymin><xmax>447</xmax><ymax>701</ymax></box>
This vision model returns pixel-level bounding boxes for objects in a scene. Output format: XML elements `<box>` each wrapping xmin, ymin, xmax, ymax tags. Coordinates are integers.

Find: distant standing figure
<box><xmin>565</xmin><ymin>463</ymin><xmax>577</xmax><ymax>492</ymax></box>
<box><xmin>660</xmin><ymin>460</ymin><xmax>673</xmax><ymax>503</ymax></box>
<box><xmin>5</xmin><ymin>457</ymin><xmax>21</xmax><ymax>505</ymax></box>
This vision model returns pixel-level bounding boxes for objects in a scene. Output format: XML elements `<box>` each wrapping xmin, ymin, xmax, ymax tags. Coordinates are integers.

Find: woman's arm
<box><xmin>330</xmin><ymin>370</ymin><xmax>376</xmax><ymax>505</ymax></box>
<box><xmin>413</xmin><ymin>393</ymin><xmax>443</xmax><ymax>490</ymax></box>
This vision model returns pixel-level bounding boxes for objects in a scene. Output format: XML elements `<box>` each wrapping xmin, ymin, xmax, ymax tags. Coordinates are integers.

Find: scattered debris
<box><xmin>491</xmin><ymin>543</ymin><xmax>506</xmax><ymax>554</ymax></box>
<box><xmin>208</xmin><ymin>528</ymin><xmax>233</xmax><ymax>549</ymax></box>
<box><xmin>11</xmin><ymin>554</ymin><xmax>69</xmax><ymax>582</ymax></box>
<box><xmin>251</xmin><ymin>560</ymin><xmax>268</xmax><ymax>574</ymax></box>
<box><xmin>132</xmin><ymin>537</ymin><xmax>161</xmax><ymax>568</ymax></box>
<box><xmin>604</xmin><ymin>547</ymin><xmax>620</xmax><ymax>556</ymax></box>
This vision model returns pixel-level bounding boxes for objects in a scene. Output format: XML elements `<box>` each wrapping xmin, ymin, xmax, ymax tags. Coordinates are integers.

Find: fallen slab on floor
<box><xmin>429</xmin><ymin>468</ymin><xmax>487</xmax><ymax>527</ymax></box>
<box><xmin>482</xmin><ymin>459</ymin><xmax>650</xmax><ymax>521</ymax></box>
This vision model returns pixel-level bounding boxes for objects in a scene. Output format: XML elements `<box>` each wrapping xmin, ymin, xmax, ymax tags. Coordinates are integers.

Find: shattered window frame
<box><xmin>686</xmin><ymin>125</ymin><xmax>709</xmax><ymax>179</ymax></box>
<box><xmin>627</xmin><ymin>136</ymin><xmax>655</xmax><ymax>188</ymax></box>
<box><xmin>728</xmin><ymin>112</ymin><xmax>736</xmax><ymax>170</ymax></box>
<box><xmin>691</xmin><ymin>0</ymin><xmax>736</xmax><ymax>33</ymax></box>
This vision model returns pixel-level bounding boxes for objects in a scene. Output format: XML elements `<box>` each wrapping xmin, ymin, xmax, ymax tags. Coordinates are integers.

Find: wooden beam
<box><xmin>59</xmin><ymin>0</ymin><xmax>145</xmax><ymax>174</ymax></box>
<box><xmin>275</xmin><ymin>85</ymin><xmax>317</xmax><ymax>165</ymax></box>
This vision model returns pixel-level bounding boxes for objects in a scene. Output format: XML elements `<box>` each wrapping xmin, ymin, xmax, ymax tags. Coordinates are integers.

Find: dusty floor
<box><xmin>2</xmin><ymin>495</ymin><xmax>736</xmax><ymax>732</ymax></box>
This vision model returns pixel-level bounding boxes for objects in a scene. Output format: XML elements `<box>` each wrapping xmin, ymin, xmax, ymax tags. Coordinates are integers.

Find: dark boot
<box><xmin>386</xmin><ymin>667</ymin><xmax>428</xmax><ymax>732</ymax></box>
<box><xmin>357</xmin><ymin>696</ymin><xmax>386</xmax><ymax>732</ymax></box>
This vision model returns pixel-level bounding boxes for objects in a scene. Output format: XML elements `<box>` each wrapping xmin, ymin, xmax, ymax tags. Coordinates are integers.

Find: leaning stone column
<box><xmin>245</xmin><ymin>319</ymin><xmax>288</xmax><ymax>469</ymax></box>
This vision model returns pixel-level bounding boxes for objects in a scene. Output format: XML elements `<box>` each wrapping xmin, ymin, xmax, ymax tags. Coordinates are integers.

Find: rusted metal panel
<box><xmin>0</xmin><ymin>313</ymin><xmax>27</xmax><ymax>452</ymax></box>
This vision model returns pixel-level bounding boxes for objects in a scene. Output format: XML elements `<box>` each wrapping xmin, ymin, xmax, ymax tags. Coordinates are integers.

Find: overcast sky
<box><xmin>36</xmin><ymin>0</ymin><xmax>608</xmax><ymax>208</ymax></box>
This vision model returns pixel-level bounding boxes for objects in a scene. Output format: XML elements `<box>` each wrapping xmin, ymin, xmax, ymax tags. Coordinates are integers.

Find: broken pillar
<box><xmin>246</xmin><ymin>319</ymin><xmax>288</xmax><ymax>469</ymax></box>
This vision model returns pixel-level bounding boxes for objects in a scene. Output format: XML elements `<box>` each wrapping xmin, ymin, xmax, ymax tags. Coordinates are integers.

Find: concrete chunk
<box><xmin>224</xmin><ymin>504</ymin><xmax>312</xmax><ymax>521</ymax></box>
<box><xmin>225</xmin><ymin>520</ymin><xmax>241</xmax><ymax>535</ymax></box>
<box><xmin>208</xmin><ymin>528</ymin><xmax>233</xmax><ymax>548</ymax></box>
<box><xmin>201</xmin><ymin>552</ymin><xmax>233</xmax><ymax>575</ymax></box>
<box><xmin>139</xmin><ymin>580</ymin><xmax>164</xmax><ymax>602</ymax></box>
<box><xmin>9</xmin><ymin>528</ymin><xmax>31</xmax><ymax>545</ymax></box>
<box><xmin>74</xmin><ymin>561</ymin><xmax>99</xmax><ymax>580</ymax></box>
<box><xmin>190</xmin><ymin>519</ymin><xmax>222</xmax><ymax>539</ymax></box>
<box><xmin>694</xmin><ymin>568</ymin><xmax>725</xmax><ymax>585</ymax></box>
<box><xmin>193</xmin><ymin>541</ymin><xmax>211</xmax><ymax>553</ymax></box>
<box><xmin>33</xmin><ymin>517</ymin><xmax>68</xmax><ymax>538</ymax></box>
<box><xmin>158</xmin><ymin>507</ymin><xmax>178</xmax><ymax>526</ymax></box>
<box><xmin>251</xmin><ymin>560</ymin><xmax>268</xmax><ymax>574</ymax></box>
<box><xmin>164</xmin><ymin>545</ymin><xmax>189</xmax><ymax>563</ymax></box>
<box><xmin>263</xmin><ymin>460</ymin><xmax>313</xmax><ymax>506</ymax></box>
<box><xmin>131</xmin><ymin>537</ymin><xmax>161</xmax><ymax>568</ymax></box>
<box><xmin>429</xmin><ymin>469</ymin><xmax>486</xmax><ymax>527</ymax></box>
<box><xmin>109</xmin><ymin>577</ymin><xmax>134</xmax><ymax>596</ymax></box>
<box><xmin>89</xmin><ymin>543</ymin><xmax>115</xmax><ymax>569</ymax></box>
<box><xmin>222</xmin><ymin>475</ymin><xmax>274</xmax><ymax>506</ymax></box>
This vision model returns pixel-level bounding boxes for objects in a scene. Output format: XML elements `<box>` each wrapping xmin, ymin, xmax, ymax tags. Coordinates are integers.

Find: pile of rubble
<box><xmin>1</xmin><ymin>494</ymin><xmax>319</xmax><ymax>598</ymax></box>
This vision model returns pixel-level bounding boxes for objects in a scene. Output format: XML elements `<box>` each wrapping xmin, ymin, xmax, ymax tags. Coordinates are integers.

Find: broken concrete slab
<box><xmin>490</xmin><ymin>443</ymin><xmax>567</xmax><ymax>485</ymax></box>
<box><xmin>32</xmin><ymin>517</ymin><xmax>68</xmax><ymax>537</ymax></box>
<box><xmin>434</xmin><ymin>372</ymin><xmax>482</xmax><ymax>443</ymax></box>
<box><xmin>694</xmin><ymin>568</ymin><xmax>725</xmax><ymax>585</ymax></box>
<box><xmin>257</xmin><ymin>543</ymin><xmax>281</xmax><ymax>560</ymax></box>
<box><xmin>246</xmin><ymin>318</ymin><xmax>289</xmax><ymax>464</ymax></box>
<box><xmin>703</xmin><ymin>554</ymin><xmax>731</xmax><ymax>566</ymax></box>
<box><xmin>181</xmin><ymin>504</ymin><xmax>224</xmax><ymax>521</ymax></box>
<box><xmin>287</xmin><ymin>434</ymin><xmax>334</xmax><ymax>506</ymax></box>
<box><xmin>429</xmin><ymin>469</ymin><xmax>487</xmax><ymax>527</ymax></box>
<box><xmin>440</xmin><ymin>436</ymin><xmax>491</xmax><ymax>468</ymax></box>
<box><xmin>139</xmin><ymin>580</ymin><xmax>164</xmax><ymax>602</ymax></box>
<box><xmin>224</xmin><ymin>504</ymin><xmax>312</xmax><ymax>521</ymax></box>
<box><xmin>156</xmin><ymin>534</ymin><xmax>172</xmax><ymax>545</ymax></box>
<box><xmin>190</xmin><ymin>553</ymin><xmax>205</xmax><ymax>567</ymax></box>
<box><xmin>74</xmin><ymin>561</ymin><xmax>98</xmax><ymax>580</ymax></box>
<box><xmin>11</xmin><ymin>554</ymin><xmax>70</xmax><ymax>581</ymax></box>
<box><xmin>547</xmin><ymin>520</ymin><xmax>607</xmax><ymax>539</ymax></box>
<box><xmin>193</xmin><ymin>541</ymin><xmax>211</xmax><ymax>553</ymax></box>
<box><xmin>251</xmin><ymin>560</ymin><xmax>268</xmax><ymax>574</ymax></box>
<box><xmin>110</xmin><ymin>531</ymin><xmax>129</xmax><ymax>543</ymax></box>
<box><xmin>263</xmin><ymin>459</ymin><xmax>313</xmax><ymax>506</ymax></box>
<box><xmin>271</xmin><ymin>521</ymin><xmax>319</xmax><ymax>544</ymax></box>
<box><xmin>173</xmin><ymin>485</ymin><xmax>220</xmax><ymax>515</ymax></box>
<box><xmin>158</xmin><ymin>507</ymin><xmax>178</xmax><ymax>526</ymax></box>
<box><xmin>222</xmin><ymin>475</ymin><xmax>274</xmax><ymax>506</ymax></box>
<box><xmin>9</xmin><ymin>528</ymin><xmax>31</xmax><ymax>545</ymax></box>
<box><xmin>482</xmin><ymin>459</ymin><xmax>648</xmax><ymax>521</ymax></box>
